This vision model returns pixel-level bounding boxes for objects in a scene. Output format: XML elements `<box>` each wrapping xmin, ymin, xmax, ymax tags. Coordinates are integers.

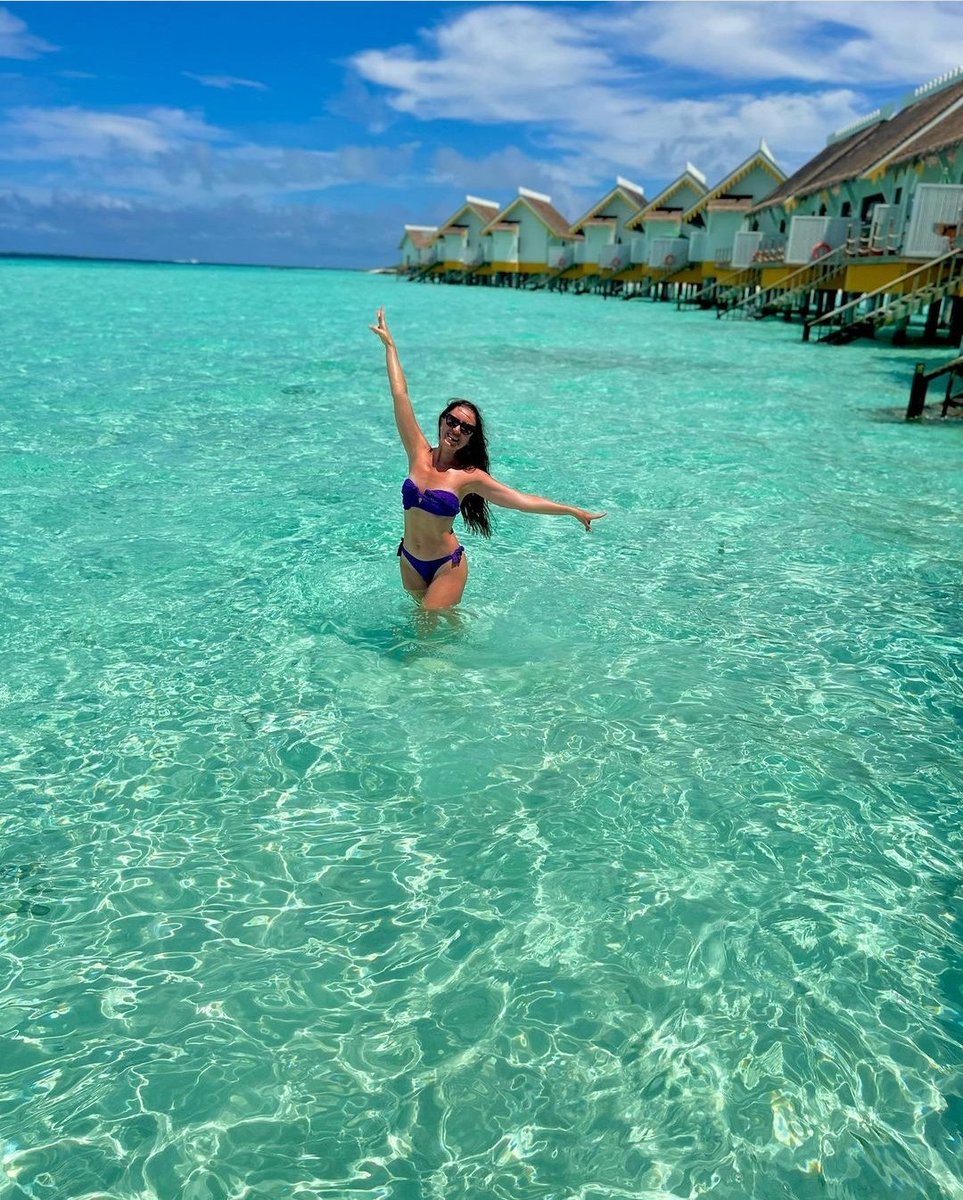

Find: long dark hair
<box><xmin>439</xmin><ymin>398</ymin><xmax>492</xmax><ymax>538</ymax></box>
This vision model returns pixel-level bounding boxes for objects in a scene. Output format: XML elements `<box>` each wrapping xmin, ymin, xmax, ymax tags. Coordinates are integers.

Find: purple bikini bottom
<box><xmin>397</xmin><ymin>540</ymin><xmax>465</xmax><ymax>585</ymax></box>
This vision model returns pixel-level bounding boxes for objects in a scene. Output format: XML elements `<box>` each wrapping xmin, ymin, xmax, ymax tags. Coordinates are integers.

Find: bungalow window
<box><xmin>860</xmin><ymin>192</ymin><xmax>885</xmax><ymax>222</ymax></box>
<box><xmin>841</xmin><ymin>202</ymin><xmax>852</xmax><ymax>218</ymax></box>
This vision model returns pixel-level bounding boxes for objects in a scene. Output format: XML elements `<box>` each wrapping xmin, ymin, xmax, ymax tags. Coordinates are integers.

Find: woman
<box><xmin>370</xmin><ymin>308</ymin><xmax>606</xmax><ymax>610</ymax></box>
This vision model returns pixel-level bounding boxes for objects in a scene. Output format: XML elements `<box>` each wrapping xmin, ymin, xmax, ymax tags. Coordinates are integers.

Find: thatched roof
<box><xmin>753</xmin><ymin>76</ymin><xmax>963</xmax><ymax>213</ymax></box>
<box><xmin>872</xmin><ymin>88</ymin><xmax>963</xmax><ymax>172</ymax></box>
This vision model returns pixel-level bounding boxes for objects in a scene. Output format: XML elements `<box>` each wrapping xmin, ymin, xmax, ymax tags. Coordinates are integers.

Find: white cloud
<box><xmin>421</xmin><ymin>82</ymin><xmax>863</xmax><ymax>216</ymax></box>
<box><xmin>0</xmin><ymin>103</ymin><xmax>419</xmax><ymax>202</ymax></box>
<box><xmin>0</xmin><ymin>105</ymin><xmax>221</xmax><ymax>160</ymax></box>
<box><xmin>0</xmin><ymin>7</ymin><xmax>57</xmax><ymax>59</ymax></box>
<box><xmin>550</xmin><ymin>87</ymin><xmax>867</xmax><ymax>185</ymax></box>
<box><xmin>352</xmin><ymin>4</ymin><xmax>620</xmax><ymax>124</ymax></box>
<box><xmin>598</xmin><ymin>2</ymin><xmax>963</xmax><ymax>85</ymax></box>
<box><xmin>430</xmin><ymin>145</ymin><xmax>590</xmax><ymax>219</ymax></box>
<box><xmin>184</xmin><ymin>72</ymin><xmax>268</xmax><ymax>92</ymax></box>
<box><xmin>349</xmin><ymin>2</ymin><xmax>963</xmax><ymax>185</ymax></box>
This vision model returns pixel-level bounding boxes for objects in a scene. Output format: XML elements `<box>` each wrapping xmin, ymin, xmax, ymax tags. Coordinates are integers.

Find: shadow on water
<box><xmin>314</xmin><ymin>600</ymin><xmax>467</xmax><ymax>664</ymax></box>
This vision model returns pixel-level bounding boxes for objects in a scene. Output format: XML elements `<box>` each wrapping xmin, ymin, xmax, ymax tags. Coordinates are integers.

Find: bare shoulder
<box><xmin>460</xmin><ymin>466</ymin><xmax>495</xmax><ymax>496</ymax></box>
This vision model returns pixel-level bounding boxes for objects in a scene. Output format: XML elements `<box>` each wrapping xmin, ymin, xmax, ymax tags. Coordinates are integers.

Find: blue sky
<box><xmin>3</xmin><ymin>1</ymin><xmax>963</xmax><ymax>267</ymax></box>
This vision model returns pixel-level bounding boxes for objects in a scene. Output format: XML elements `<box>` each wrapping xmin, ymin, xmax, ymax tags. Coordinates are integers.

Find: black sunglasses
<box><xmin>444</xmin><ymin>413</ymin><xmax>476</xmax><ymax>436</ymax></box>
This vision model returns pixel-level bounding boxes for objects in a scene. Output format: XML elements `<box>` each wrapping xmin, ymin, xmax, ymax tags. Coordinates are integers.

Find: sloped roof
<box><xmin>683</xmin><ymin>144</ymin><xmax>785</xmax><ymax>221</ymax></box>
<box><xmin>706</xmin><ymin>198</ymin><xmax>754</xmax><ymax>212</ymax></box>
<box><xmin>437</xmin><ymin>195</ymin><xmax>501</xmax><ymax>236</ymax></box>
<box><xmin>750</xmin><ymin>125</ymin><xmax>879</xmax><ymax>214</ymax></box>
<box><xmin>870</xmin><ymin>87</ymin><xmax>963</xmax><ymax>172</ymax></box>
<box><xmin>398</xmin><ymin>226</ymin><xmax>437</xmax><ymax>250</ymax></box>
<box><xmin>482</xmin><ymin>189</ymin><xmax>573</xmax><ymax>239</ymax></box>
<box><xmin>569</xmin><ymin>176</ymin><xmax>647</xmax><ymax>233</ymax></box>
<box><xmin>628</xmin><ymin>165</ymin><xmax>707</xmax><ymax>229</ymax></box>
<box><xmin>753</xmin><ymin>76</ymin><xmax>963</xmax><ymax>213</ymax></box>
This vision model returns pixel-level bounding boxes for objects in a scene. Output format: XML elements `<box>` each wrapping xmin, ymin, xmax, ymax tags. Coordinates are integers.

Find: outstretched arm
<box><xmin>369</xmin><ymin>308</ymin><xmax>430</xmax><ymax>461</ymax></box>
<box><xmin>469</xmin><ymin>471</ymin><xmax>606</xmax><ymax>531</ymax></box>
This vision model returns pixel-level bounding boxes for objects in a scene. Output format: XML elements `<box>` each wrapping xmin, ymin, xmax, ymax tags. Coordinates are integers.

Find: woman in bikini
<box><xmin>370</xmin><ymin>307</ymin><xmax>606</xmax><ymax>610</ymax></box>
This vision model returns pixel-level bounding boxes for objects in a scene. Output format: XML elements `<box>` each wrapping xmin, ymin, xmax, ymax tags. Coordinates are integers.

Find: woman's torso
<box><xmin>401</xmin><ymin>454</ymin><xmax>467</xmax><ymax>555</ymax></box>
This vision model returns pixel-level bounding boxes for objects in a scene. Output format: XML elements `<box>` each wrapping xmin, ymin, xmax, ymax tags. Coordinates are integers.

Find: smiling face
<box><xmin>439</xmin><ymin>403</ymin><xmax>477</xmax><ymax>452</ymax></box>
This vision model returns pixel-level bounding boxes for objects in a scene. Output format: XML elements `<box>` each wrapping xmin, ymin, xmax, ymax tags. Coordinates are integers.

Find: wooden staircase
<box><xmin>718</xmin><ymin>247</ymin><xmax>847</xmax><ymax>320</ymax></box>
<box><xmin>532</xmin><ymin>261</ymin><xmax>576</xmax><ymax>291</ymax></box>
<box><xmin>706</xmin><ymin>268</ymin><xmax>758</xmax><ymax>312</ymax></box>
<box><xmin>407</xmin><ymin>261</ymin><xmax>440</xmax><ymax>282</ymax></box>
<box><xmin>645</xmin><ymin>260</ymin><xmax>691</xmax><ymax>300</ymax></box>
<box><xmin>804</xmin><ymin>248</ymin><xmax>963</xmax><ymax>344</ymax></box>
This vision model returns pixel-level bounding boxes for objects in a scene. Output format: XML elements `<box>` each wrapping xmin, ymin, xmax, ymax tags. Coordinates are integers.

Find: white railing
<box><xmin>731</xmin><ymin>231</ymin><xmax>763</xmax><ymax>268</ymax></box>
<box><xmin>630</xmin><ymin>236</ymin><xmax>648</xmax><ymax>264</ymax></box>
<box><xmin>599</xmin><ymin>244</ymin><xmax>629</xmax><ymax>271</ymax></box>
<box><xmin>648</xmin><ymin>236</ymin><xmax>688</xmax><ymax>269</ymax></box>
<box><xmin>904</xmin><ymin>184</ymin><xmax>963</xmax><ymax>258</ymax></box>
<box><xmin>785</xmin><ymin>215</ymin><xmax>849</xmax><ymax>264</ymax></box>
<box><xmin>687</xmin><ymin>231</ymin><xmax>707</xmax><ymax>262</ymax></box>
<box><xmin>548</xmin><ymin>245</ymin><xmax>572</xmax><ymax>270</ymax></box>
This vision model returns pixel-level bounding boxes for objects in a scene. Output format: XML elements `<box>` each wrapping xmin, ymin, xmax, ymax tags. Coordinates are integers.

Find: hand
<box><xmin>575</xmin><ymin>510</ymin><xmax>607</xmax><ymax>532</ymax></box>
<box><xmin>369</xmin><ymin>306</ymin><xmax>395</xmax><ymax>348</ymax></box>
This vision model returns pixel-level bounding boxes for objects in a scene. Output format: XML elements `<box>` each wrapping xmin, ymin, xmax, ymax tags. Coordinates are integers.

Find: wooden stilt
<box><xmin>906</xmin><ymin>361</ymin><xmax>928</xmax><ymax>419</ymax></box>
<box><xmin>950</xmin><ymin>296</ymin><xmax>963</xmax><ymax>345</ymax></box>
<box><xmin>923</xmin><ymin>299</ymin><xmax>941</xmax><ymax>342</ymax></box>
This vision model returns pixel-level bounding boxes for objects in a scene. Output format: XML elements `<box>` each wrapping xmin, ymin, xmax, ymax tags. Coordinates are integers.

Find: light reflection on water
<box><xmin>1</xmin><ymin>259</ymin><xmax>962</xmax><ymax>1199</ymax></box>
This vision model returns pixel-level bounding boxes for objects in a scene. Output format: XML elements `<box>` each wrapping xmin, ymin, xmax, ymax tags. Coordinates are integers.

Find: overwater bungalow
<box><xmin>472</xmin><ymin>188</ymin><xmax>576</xmax><ymax>286</ymax></box>
<box><xmin>556</xmin><ymin>177</ymin><xmax>647</xmax><ymax>292</ymax></box>
<box><xmin>726</xmin><ymin>66</ymin><xmax>963</xmax><ymax>340</ymax></box>
<box><xmin>431</xmin><ymin>195</ymin><xmax>501</xmax><ymax>281</ymax></box>
<box><xmin>679</xmin><ymin>142</ymin><xmax>786</xmax><ymax>300</ymax></box>
<box><xmin>620</xmin><ymin>164</ymin><xmax>708</xmax><ymax>293</ymax></box>
<box><xmin>398</xmin><ymin>226</ymin><xmax>438</xmax><ymax>274</ymax></box>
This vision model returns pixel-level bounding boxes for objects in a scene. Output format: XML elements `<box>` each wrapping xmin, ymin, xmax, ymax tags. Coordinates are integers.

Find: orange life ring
<box><xmin>664</xmin><ymin>253</ymin><xmax>676</xmax><ymax>267</ymax></box>
<box><xmin>811</xmin><ymin>241</ymin><xmax>832</xmax><ymax>260</ymax></box>
<box><xmin>611</xmin><ymin>256</ymin><xmax>622</xmax><ymax>270</ymax></box>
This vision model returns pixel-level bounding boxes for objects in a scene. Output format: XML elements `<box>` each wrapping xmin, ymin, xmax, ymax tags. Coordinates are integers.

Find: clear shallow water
<box><xmin>2</xmin><ymin>259</ymin><xmax>962</xmax><ymax>1200</ymax></box>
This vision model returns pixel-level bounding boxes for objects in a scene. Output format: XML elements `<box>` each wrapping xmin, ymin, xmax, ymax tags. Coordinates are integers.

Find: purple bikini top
<box><xmin>402</xmin><ymin>477</ymin><xmax>460</xmax><ymax>519</ymax></box>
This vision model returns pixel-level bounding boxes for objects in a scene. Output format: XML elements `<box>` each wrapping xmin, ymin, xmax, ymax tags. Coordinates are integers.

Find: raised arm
<box><xmin>369</xmin><ymin>308</ymin><xmax>430</xmax><ymax>461</ymax></box>
<box><xmin>469</xmin><ymin>471</ymin><xmax>606</xmax><ymax>532</ymax></box>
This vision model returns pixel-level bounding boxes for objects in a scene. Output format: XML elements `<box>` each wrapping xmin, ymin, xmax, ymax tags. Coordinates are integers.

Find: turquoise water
<box><xmin>2</xmin><ymin>259</ymin><xmax>962</xmax><ymax>1200</ymax></box>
